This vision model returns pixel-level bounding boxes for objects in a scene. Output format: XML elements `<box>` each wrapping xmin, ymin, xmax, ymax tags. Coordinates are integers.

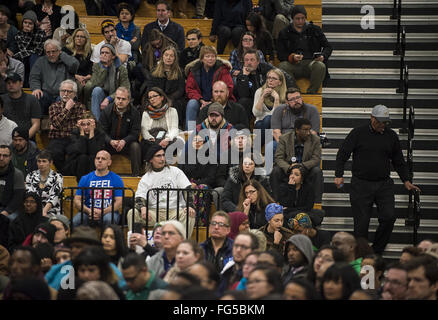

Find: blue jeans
<box><xmin>254</xmin><ymin>115</ymin><xmax>271</xmax><ymax>145</ymax></box>
<box><xmin>186</xmin><ymin>99</ymin><xmax>200</xmax><ymax>130</ymax></box>
<box><xmin>73</xmin><ymin>211</ymin><xmax>120</xmax><ymax>227</ymax></box>
<box><xmin>91</xmin><ymin>87</ymin><xmax>106</xmax><ymax>120</ymax></box>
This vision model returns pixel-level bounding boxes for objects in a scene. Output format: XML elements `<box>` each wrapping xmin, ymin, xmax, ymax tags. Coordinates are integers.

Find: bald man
<box><xmin>331</xmin><ymin>231</ymin><xmax>362</xmax><ymax>274</ymax></box>
<box><xmin>73</xmin><ymin>150</ymin><xmax>124</xmax><ymax>227</ymax></box>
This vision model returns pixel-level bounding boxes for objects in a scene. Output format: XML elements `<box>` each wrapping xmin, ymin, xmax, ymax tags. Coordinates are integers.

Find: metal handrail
<box><xmin>393</xmin><ymin>0</ymin><xmax>402</xmax><ymax>54</ymax></box>
<box><xmin>397</xmin><ymin>27</ymin><xmax>407</xmax><ymax>93</ymax></box>
<box><xmin>142</xmin><ymin>187</ymin><xmax>221</xmax><ymax>241</ymax></box>
<box><xmin>62</xmin><ymin>186</ymin><xmax>136</xmax><ymax>233</ymax></box>
<box><xmin>402</xmin><ymin>64</ymin><xmax>409</xmax><ymax>122</ymax></box>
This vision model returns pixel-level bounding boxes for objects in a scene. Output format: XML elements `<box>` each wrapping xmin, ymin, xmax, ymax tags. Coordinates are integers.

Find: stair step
<box><xmin>322</xmin><ymin>193</ymin><xmax>438</xmax><ymax>209</ymax></box>
<box><xmin>322</xmin><ymin>217</ymin><xmax>438</xmax><ymax>230</ymax></box>
<box><xmin>325</xmin><ymin>32</ymin><xmax>438</xmax><ymax>41</ymax></box>
<box><xmin>331</xmin><ymin>50</ymin><xmax>438</xmax><ymax>59</ymax></box>
<box><xmin>322</xmin><ymin>0</ymin><xmax>438</xmax><ymax>5</ymax></box>
<box><xmin>322</xmin><ymin>107</ymin><xmax>438</xmax><ymax>119</ymax></box>
<box><xmin>322</xmin><ymin>170</ymin><xmax>438</xmax><ymax>185</ymax></box>
<box><xmin>322</xmin><ymin>87</ymin><xmax>438</xmax><ymax>99</ymax></box>
<box><xmin>323</xmin><ymin>15</ymin><xmax>438</xmax><ymax>24</ymax></box>
<box><xmin>322</xmin><ymin>148</ymin><xmax>438</xmax><ymax>162</ymax></box>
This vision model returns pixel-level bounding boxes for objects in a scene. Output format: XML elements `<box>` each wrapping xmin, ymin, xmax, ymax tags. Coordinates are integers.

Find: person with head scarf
<box><xmin>258</xmin><ymin>203</ymin><xmax>293</xmax><ymax>254</ymax></box>
<box><xmin>228</xmin><ymin>211</ymin><xmax>249</xmax><ymax>240</ymax></box>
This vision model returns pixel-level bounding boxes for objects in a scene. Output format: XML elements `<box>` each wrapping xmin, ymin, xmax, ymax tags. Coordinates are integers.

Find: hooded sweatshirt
<box><xmin>282</xmin><ymin>234</ymin><xmax>314</xmax><ymax>284</ymax></box>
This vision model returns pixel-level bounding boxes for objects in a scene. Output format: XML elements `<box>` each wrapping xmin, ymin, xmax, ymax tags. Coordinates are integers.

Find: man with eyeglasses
<box><xmin>335</xmin><ymin>105</ymin><xmax>420</xmax><ymax>255</ymax></box>
<box><xmin>200</xmin><ymin>211</ymin><xmax>234</xmax><ymax>273</ymax></box>
<box><xmin>218</xmin><ymin>231</ymin><xmax>259</xmax><ymax>295</ymax></box>
<box><xmin>46</xmin><ymin>80</ymin><xmax>85</xmax><ymax>173</ymax></box>
<box><xmin>29</xmin><ymin>39</ymin><xmax>79</xmax><ymax>115</ymax></box>
<box><xmin>270</xmin><ymin>117</ymin><xmax>323</xmax><ymax>203</ymax></box>
<box><xmin>122</xmin><ymin>252</ymin><xmax>168</xmax><ymax>300</ymax></box>
<box><xmin>381</xmin><ymin>263</ymin><xmax>409</xmax><ymax>300</ymax></box>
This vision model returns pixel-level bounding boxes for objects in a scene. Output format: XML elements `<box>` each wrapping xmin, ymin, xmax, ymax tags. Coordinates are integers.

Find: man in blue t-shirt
<box><xmin>72</xmin><ymin>150</ymin><xmax>124</xmax><ymax>227</ymax></box>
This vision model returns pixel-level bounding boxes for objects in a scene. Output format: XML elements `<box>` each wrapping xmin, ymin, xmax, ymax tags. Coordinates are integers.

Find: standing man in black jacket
<box><xmin>277</xmin><ymin>5</ymin><xmax>332</xmax><ymax>94</ymax></box>
<box><xmin>100</xmin><ymin>87</ymin><xmax>141</xmax><ymax>176</ymax></box>
<box><xmin>335</xmin><ymin>105</ymin><xmax>421</xmax><ymax>254</ymax></box>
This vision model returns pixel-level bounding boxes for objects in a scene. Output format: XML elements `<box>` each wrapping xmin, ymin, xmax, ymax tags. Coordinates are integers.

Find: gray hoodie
<box><xmin>284</xmin><ymin>234</ymin><xmax>314</xmax><ymax>266</ymax></box>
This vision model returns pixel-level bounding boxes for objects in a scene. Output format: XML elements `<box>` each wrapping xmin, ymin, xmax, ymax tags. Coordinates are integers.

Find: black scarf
<box><xmin>0</xmin><ymin>162</ymin><xmax>15</xmax><ymax>207</ymax></box>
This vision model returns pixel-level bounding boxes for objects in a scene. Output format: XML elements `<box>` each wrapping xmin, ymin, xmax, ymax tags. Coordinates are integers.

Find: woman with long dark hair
<box><xmin>221</xmin><ymin>153</ymin><xmax>271</xmax><ymax>213</ymax></box>
<box><xmin>101</xmin><ymin>224</ymin><xmax>128</xmax><ymax>269</ymax></box>
<box><xmin>245</xmin><ymin>12</ymin><xmax>275</xmax><ymax>63</ymax></box>
<box><xmin>320</xmin><ymin>263</ymin><xmax>361</xmax><ymax>300</ymax></box>
<box><xmin>236</xmin><ymin>180</ymin><xmax>274</xmax><ymax>229</ymax></box>
<box><xmin>246</xmin><ymin>265</ymin><xmax>283</xmax><ymax>300</ymax></box>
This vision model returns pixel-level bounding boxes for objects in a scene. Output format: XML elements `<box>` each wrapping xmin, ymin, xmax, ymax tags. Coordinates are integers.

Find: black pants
<box><xmin>47</xmin><ymin>137</ymin><xmax>71</xmax><ymax>174</ymax></box>
<box><xmin>106</xmin><ymin>141</ymin><xmax>142</xmax><ymax>176</ymax></box>
<box><xmin>62</xmin><ymin>154</ymin><xmax>95</xmax><ymax>183</ymax></box>
<box><xmin>350</xmin><ymin>176</ymin><xmax>396</xmax><ymax>254</ymax></box>
<box><xmin>217</xmin><ymin>25</ymin><xmax>245</xmax><ymax>54</ymax></box>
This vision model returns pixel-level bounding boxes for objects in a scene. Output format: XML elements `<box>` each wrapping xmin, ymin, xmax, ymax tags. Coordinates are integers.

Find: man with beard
<box><xmin>0</xmin><ymin>145</ymin><xmax>24</xmax><ymax>223</ymax></box>
<box><xmin>127</xmin><ymin>145</ymin><xmax>196</xmax><ymax>237</ymax></box>
<box><xmin>10</xmin><ymin>127</ymin><xmax>39</xmax><ymax>177</ymax></box>
<box><xmin>271</xmin><ymin>87</ymin><xmax>320</xmax><ymax>143</ymax></box>
<box><xmin>270</xmin><ymin>118</ymin><xmax>323</xmax><ymax>202</ymax></box>
<box><xmin>197</xmin><ymin>81</ymin><xmax>248</xmax><ymax>129</ymax></box>
<box><xmin>282</xmin><ymin>234</ymin><xmax>314</xmax><ymax>285</ymax></box>
<box><xmin>195</xmin><ymin>102</ymin><xmax>233</xmax><ymax>162</ymax></box>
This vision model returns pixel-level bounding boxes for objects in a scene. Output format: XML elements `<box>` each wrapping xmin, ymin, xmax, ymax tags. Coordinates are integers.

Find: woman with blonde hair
<box><xmin>64</xmin><ymin>28</ymin><xmax>93</xmax><ymax>103</ymax></box>
<box><xmin>236</xmin><ymin>179</ymin><xmax>275</xmax><ymax>229</ymax></box>
<box><xmin>146</xmin><ymin>46</ymin><xmax>186</xmax><ymax>127</ymax></box>
<box><xmin>252</xmin><ymin>68</ymin><xmax>287</xmax><ymax>132</ymax></box>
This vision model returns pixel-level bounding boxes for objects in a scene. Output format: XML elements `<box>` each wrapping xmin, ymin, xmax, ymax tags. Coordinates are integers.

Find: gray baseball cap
<box><xmin>371</xmin><ymin>104</ymin><xmax>391</xmax><ymax>123</ymax></box>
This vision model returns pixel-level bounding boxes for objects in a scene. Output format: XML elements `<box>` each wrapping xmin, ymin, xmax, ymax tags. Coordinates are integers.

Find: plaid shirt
<box><xmin>49</xmin><ymin>100</ymin><xmax>86</xmax><ymax>139</ymax></box>
<box><xmin>13</xmin><ymin>30</ymin><xmax>47</xmax><ymax>61</ymax></box>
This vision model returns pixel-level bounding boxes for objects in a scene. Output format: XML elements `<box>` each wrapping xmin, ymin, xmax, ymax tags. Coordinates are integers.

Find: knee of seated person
<box><xmin>92</xmin><ymin>86</ymin><xmax>105</xmax><ymax>95</ymax></box>
<box><xmin>311</xmin><ymin>61</ymin><xmax>326</xmax><ymax>71</ymax></box>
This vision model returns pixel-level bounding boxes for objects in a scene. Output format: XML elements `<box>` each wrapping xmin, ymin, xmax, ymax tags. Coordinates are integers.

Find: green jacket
<box><xmin>275</xmin><ymin>131</ymin><xmax>322</xmax><ymax>174</ymax></box>
<box><xmin>125</xmin><ymin>270</ymin><xmax>168</xmax><ymax>300</ymax></box>
<box><xmin>350</xmin><ymin>257</ymin><xmax>363</xmax><ymax>275</ymax></box>
<box><xmin>84</xmin><ymin>57</ymin><xmax>130</xmax><ymax>101</ymax></box>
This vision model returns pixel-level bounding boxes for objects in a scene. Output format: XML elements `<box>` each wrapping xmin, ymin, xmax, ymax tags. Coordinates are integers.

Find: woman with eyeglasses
<box><xmin>306</xmin><ymin>245</ymin><xmax>346</xmax><ymax>292</ymax></box>
<box><xmin>236</xmin><ymin>251</ymin><xmax>260</xmax><ymax>290</ymax></box>
<box><xmin>229</xmin><ymin>31</ymin><xmax>265</xmax><ymax>78</ymax></box>
<box><xmin>63</xmin><ymin>28</ymin><xmax>93</xmax><ymax>103</ymax></box>
<box><xmin>246</xmin><ymin>265</ymin><xmax>283</xmax><ymax>300</ymax></box>
<box><xmin>253</xmin><ymin>68</ymin><xmax>287</xmax><ymax>133</ymax></box>
<box><xmin>140</xmin><ymin>87</ymin><xmax>180</xmax><ymax>164</ymax></box>
<box><xmin>146</xmin><ymin>46</ymin><xmax>186</xmax><ymax>128</ymax></box>
<box><xmin>236</xmin><ymin>179</ymin><xmax>274</xmax><ymax>229</ymax></box>
<box><xmin>221</xmin><ymin>154</ymin><xmax>272</xmax><ymax>213</ymax></box>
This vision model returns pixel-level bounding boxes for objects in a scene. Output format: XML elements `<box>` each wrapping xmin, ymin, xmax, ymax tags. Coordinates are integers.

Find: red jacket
<box><xmin>185</xmin><ymin>58</ymin><xmax>235</xmax><ymax>101</ymax></box>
